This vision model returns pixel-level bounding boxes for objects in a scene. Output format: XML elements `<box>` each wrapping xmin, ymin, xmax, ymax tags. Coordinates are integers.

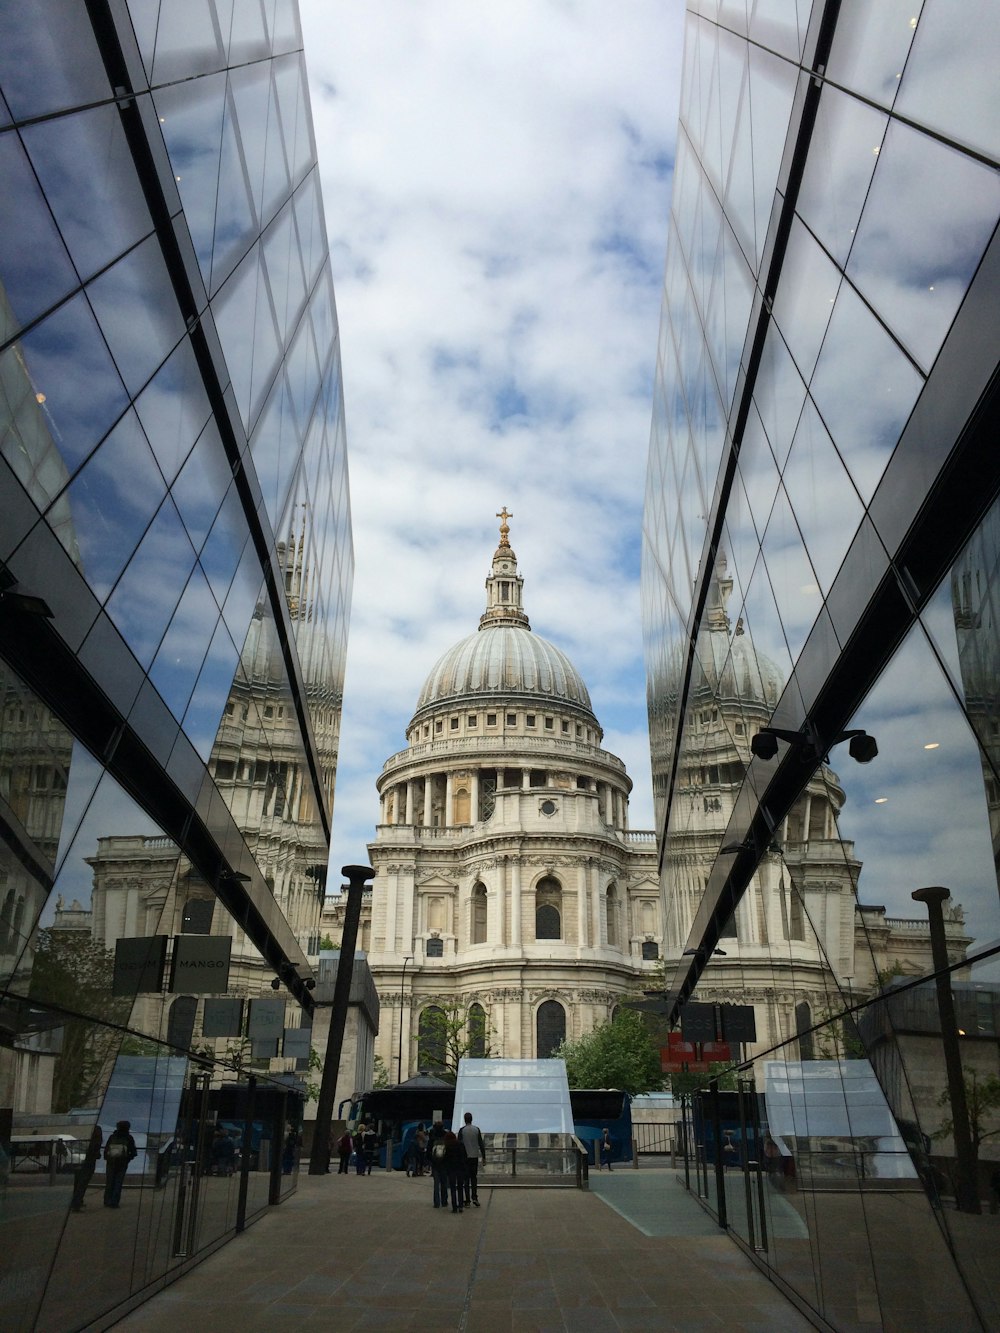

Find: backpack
<box><xmin>431</xmin><ymin>1139</ymin><xmax>446</xmax><ymax>1162</ymax></box>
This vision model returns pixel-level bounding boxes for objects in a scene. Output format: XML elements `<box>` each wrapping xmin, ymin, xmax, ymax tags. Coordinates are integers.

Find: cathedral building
<box><xmin>335</xmin><ymin>515</ymin><xmax>660</xmax><ymax>1078</ymax></box>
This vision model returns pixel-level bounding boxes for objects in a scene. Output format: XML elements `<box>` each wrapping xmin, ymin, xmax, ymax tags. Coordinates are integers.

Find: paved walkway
<box><xmin>112</xmin><ymin>1168</ymin><xmax>814</xmax><ymax>1332</ymax></box>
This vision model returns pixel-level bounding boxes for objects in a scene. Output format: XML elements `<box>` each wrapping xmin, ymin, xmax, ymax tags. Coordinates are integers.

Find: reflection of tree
<box><xmin>554</xmin><ymin>1009</ymin><xmax>663</xmax><ymax>1095</ymax></box>
<box><xmin>417</xmin><ymin>1001</ymin><xmax>494</xmax><ymax>1082</ymax></box>
<box><xmin>668</xmin><ymin>1061</ymin><xmax>736</xmax><ymax>1098</ymax></box>
<box><xmin>28</xmin><ymin>929</ymin><xmax>130</xmax><ymax>1111</ymax></box>
<box><xmin>934</xmin><ymin>1066</ymin><xmax>1000</xmax><ymax>1171</ymax></box>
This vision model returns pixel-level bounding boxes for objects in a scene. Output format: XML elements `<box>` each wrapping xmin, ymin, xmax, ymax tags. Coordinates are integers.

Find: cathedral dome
<box><xmin>415</xmin><ymin>625</ymin><xmax>594</xmax><ymax>713</ymax></box>
<box><xmin>411</xmin><ymin>511</ymin><xmax>597</xmax><ymax>723</ymax></box>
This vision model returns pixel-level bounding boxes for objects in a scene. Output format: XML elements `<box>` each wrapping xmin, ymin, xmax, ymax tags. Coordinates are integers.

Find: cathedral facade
<box><xmin>355</xmin><ymin>516</ymin><xmax>660</xmax><ymax>1078</ymax></box>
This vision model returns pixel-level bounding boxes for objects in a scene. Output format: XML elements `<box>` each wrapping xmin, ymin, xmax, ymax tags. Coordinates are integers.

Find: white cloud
<box><xmin>299</xmin><ymin>0</ymin><xmax>684</xmax><ymax>869</ymax></box>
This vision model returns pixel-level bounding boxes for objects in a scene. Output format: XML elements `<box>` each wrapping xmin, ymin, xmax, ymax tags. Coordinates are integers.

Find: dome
<box><xmin>415</xmin><ymin>625</ymin><xmax>594</xmax><ymax>715</ymax></box>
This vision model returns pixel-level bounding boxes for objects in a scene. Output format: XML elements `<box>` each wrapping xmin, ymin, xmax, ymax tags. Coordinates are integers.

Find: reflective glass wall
<box><xmin>643</xmin><ymin>2</ymin><xmax>1000</xmax><ymax>1328</ymax></box>
<box><xmin>0</xmin><ymin>2</ymin><xmax>351</xmax><ymax>1328</ymax></box>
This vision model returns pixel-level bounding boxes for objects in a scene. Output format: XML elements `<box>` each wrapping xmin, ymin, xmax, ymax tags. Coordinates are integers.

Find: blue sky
<box><xmin>299</xmin><ymin>1</ymin><xmax>686</xmax><ymax>873</ymax></box>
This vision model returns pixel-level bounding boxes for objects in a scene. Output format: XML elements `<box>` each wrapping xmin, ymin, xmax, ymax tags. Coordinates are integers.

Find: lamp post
<box><xmin>308</xmin><ymin>864</ymin><xmax>374</xmax><ymax>1176</ymax></box>
<box><xmin>911</xmin><ymin>886</ymin><xmax>980</xmax><ymax>1213</ymax></box>
<box><xmin>397</xmin><ymin>956</ymin><xmax>414</xmax><ymax>1083</ymax></box>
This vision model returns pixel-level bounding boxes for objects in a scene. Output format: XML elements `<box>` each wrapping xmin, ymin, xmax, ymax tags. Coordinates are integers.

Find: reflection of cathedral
<box><xmin>658</xmin><ymin>559</ymin><xmax>968</xmax><ymax>1057</ymax></box>
<box><xmin>327</xmin><ymin>516</ymin><xmax>659</xmax><ymax>1078</ymax></box>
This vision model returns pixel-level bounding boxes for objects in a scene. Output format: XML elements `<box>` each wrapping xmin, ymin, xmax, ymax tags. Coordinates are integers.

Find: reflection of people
<box><xmin>599</xmin><ymin>1128</ymin><xmax>614</xmax><ymax>1171</ymax></box>
<box><xmin>103</xmin><ymin>1120</ymin><xmax>137</xmax><ymax>1208</ymax></box>
<box><xmin>282</xmin><ymin>1126</ymin><xmax>299</xmax><ymax>1175</ymax></box>
<box><xmin>413</xmin><ymin>1123</ymin><xmax>428</xmax><ymax>1176</ymax></box>
<box><xmin>211</xmin><ymin>1126</ymin><xmax>236</xmax><ymax>1176</ymax></box>
<box><xmin>723</xmin><ymin>1130</ymin><xmax>738</xmax><ymax>1168</ymax></box>
<box><xmin>457</xmin><ymin>1112</ymin><xmax>486</xmax><ymax>1207</ymax></box>
<box><xmin>763</xmin><ymin>1135</ymin><xmax>783</xmax><ymax>1190</ymax></box>
<box><xmin>71</xmin><ymin>1123</ymin><xmax>103</xmax><ymax>1210</ymax></box>
<box><xmin>336</xmin><ymin>1129</ymin><xmax>353</xmax><ymax>1174</ymax></box>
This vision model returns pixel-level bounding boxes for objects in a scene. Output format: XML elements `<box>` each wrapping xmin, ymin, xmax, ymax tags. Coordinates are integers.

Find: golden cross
<box><xmin>496</xmin><ymin>506</ymin><xmax>513</xmax><ymax>544</ymax></box>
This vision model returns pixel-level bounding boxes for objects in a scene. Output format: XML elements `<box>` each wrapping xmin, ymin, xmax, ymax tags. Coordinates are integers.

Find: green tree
<box><xmin>417</xmin><ymin>1000</ymin><xmax>494</xmax><ymax>1083</ymax></box>
<box><xmin>554</xmin><ymin>1009</ymin><xmax>664</xmax><ymax>1095</ymax></box>
<box><xmin>934</xmin><ymin>1066</ymin><xmax>1000</xmax><ymax>1168</ymax></box>
<box><xmin>28</xmin><ymin>928</ymin><xmax>131</xmax><ymax>1111</ymax></box>
<box><xmin>372</xmin><ymin>1054</ymin><xmax>391</xmax><ymax>1089</ymax></box>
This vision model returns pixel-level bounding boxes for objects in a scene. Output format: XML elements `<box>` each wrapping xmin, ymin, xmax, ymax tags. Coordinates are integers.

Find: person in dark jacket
<box><xmin>335</xmin><ymin>1129</ymin><xmax>353</xmax><ymax>1174</ymax></box>
<box><xmin>427</xmin><ymin>1120</ymin><xmax>448</xmax><ymax>1208</ymax></box>
<box><xmin>103</xmin><ymin>1120</ymin><xmax>137</xmax><ymax>1207</ymax></box>
<box><xmin>362</xmin><ymin>1124</ymin><xmax>379</xmax><ymax>1174</ymax></box>
<box><xmin>71</xmin><ymin>1123</ymin><xmax>103</xmax><ymax>1211</ymax></box>
<box><xmin>598</xmin><ymin>1127</ymin><xmax>614</xmax><ymax>1171</ymax></box>
<box><xmin>457</xmin><ymin>1111</ymin><xmax>486</xmax><ymax>1207</ymax></box>
<box><xmin>443</xmin><ymin>1130</ymin><xmax>465</xmax><ymax>1213</ymax></box>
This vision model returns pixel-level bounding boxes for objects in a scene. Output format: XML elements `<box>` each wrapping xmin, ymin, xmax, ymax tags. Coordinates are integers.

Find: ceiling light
<box><xmin>874</xmin><ymin>797</ymin><xmax>888</xmax><ymax>804</ymax></box>
<box><xmin>924</xmin><ymin>742</ymin><xmax>939</xmax><ymax>750</ymax></box>
<box><xmin>35</xmin><ymin>392</ymin><xmax>45</xmax><ymax>404</ymax></box>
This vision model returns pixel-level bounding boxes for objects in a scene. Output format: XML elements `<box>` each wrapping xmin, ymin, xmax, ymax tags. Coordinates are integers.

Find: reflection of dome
<box><xmin>416</xmin><ymin>626</ymin><xmax>594</xmax><ymax>713</ymax></box>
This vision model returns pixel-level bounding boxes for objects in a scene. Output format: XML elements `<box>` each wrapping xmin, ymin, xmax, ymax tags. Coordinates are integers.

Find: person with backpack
<box><xmin>457</xmin><ymin>1111</ymin><xmax>486</xmax><ymax>1207</ymax></box>
<box><xmin>103</xmin><ymin>1120</ymin><xmax>137</xmax><ymax>1208</ymax></box>
<box><xmin>428</xmin><ymin>1119</ymin><xmax>448</xmax><ymax>1208</ymax></box>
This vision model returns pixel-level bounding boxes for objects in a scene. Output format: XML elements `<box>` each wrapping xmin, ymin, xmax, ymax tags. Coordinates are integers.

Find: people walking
<box><xmin>354</xmin><ymin>1124</ymin><xmax>368</xmax><ymax>1175</ymax></box>
<box><xmin>362</xmin><ymin>1123</ymin><xmax>379</xmax><ymax>1174</ymax></box>
<box><xmin>70</xmin><ymin>1123</ymin><xmax>103</xmax><ymax>1211</ymax></box>
<box><xmin>443</xmin><ymin>1130</ymin><xmax>465</xmax><ymax>1212</ymax></box>
<box><xmin>598</xmin><ymin>1127</ymin><xmax>614</xmax><ymax>1171</ymax></box>
<box><xmin>413</xmin><ymin>1122</ymin><xmax>428</xmax><ymax>1176</ymax></box>
<box><xmin>457</xmin><ymin>1111</ymin><xmax>486</xmax><ymax>1207</ymax></box>
<box><xmin>103</xmin><ymin>1120</ymin><xmax>137</xmax><ymax>1207</ymax></box>
<box><xmin>428</xmin><ymin>1119</ymin><xmax>448</xmax><ymax>1208</ymax></box>
<box><xmin>336</xmin><ymin>1128</ymin><xmax>353</xmax><ymax>1174</ymax></box>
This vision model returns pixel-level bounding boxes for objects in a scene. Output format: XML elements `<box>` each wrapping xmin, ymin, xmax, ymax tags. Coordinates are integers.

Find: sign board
<box><xmin>719</xmin><ymin>1003</ymin><xmax>756</xmax><ymax>1043</ymax></box>
<box><xmin>660</xmin><ymin>1032</ymin><xmax>732</xmax><ymax>1073</ymax></box>
<box><xmin>679</xmin><ymin>1002</ymin><xmax>717</xmax><ymax>1044</ymax></box>
<box><xmin>283</xmin><ymin>1027</ymin><xmax>312</xmax><ymax>1059</ymax></box>
<box><xmin>169</xmin><ymin>935</ymin><xmax>231</xmax><ymax>993</ymax></box>
<box><xmin>248</xmin><ymin>997</ymin><xmax>285</xmax><ymax>1040</ymax></box>
<box><xmin>203</xmin><ymin>997</ymin><xmax>244</xmax><ymax>1038</ymax></box>
<box><xmin>112</xmin><ymin>936</ymin><xmax>168</xmax><ymax>996</ymax></box>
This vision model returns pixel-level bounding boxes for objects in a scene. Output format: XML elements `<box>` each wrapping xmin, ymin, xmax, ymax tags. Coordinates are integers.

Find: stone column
<box><xmin>577</xmin><ymin>863</ymin><xmax>589</xmax><ymax>948</ymax></box>
<box><xmin>590</xmin><ymin>860</ymin><xmax>602</xmax><ymax>947</ymax></box>
<box><xmin>445</xmin><ymin>772</ymin><xmax>453</xmax><ymax>827</ymax></box>
<box><xmin>470</xmin><ymin>768</ymin><xmax>480</xmax><ymax>823</ymax></box>
<box><xmin>405</xmin><ymin>781</ymin><xmax>414</xmax><ymax>824</ymax></box>
<box><xmin>496</xmin><ymin>859</ymin><xmax>507</xmax><ymax>947</ymax></box>
<box><xmin>510</xmin><ymin>857</ymin><xmax>522</xmax><ymax>948</ymax></box>
<box><xmin>522</xmin><ymin>768</ymin><xmax>531</xmax><ymax>790</ymax></box>
<box><xmin>423</xmin><ymin>777</ymin><xmax>433</xmax><ymax>826</ymax></box>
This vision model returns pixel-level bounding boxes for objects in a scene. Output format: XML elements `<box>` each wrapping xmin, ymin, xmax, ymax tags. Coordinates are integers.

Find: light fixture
<box><xmin>750</xmin><ymin>725</ymin><xmax>878</xmax><ymax>765</ymax></box>
<box><xmin>875</xmin><ymin>797</ymin><xmax>888</xmax><ymax>804</ymax></box>
<box><xmin>924</xmin><ymin>742</ymin><xmax>940</xmax><ymax>750</ymax></box>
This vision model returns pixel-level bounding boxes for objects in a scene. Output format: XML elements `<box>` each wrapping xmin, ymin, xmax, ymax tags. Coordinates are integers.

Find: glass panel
<box><xmin>825</xmin><ymin>0</ymin><xmax>921</xmax><ymax>109</ymax></box>
<box><xmin>0</xmin><ymin>2</ymin><xmax>111</xmax><ymax>121</ymax></box>
<box><xmin>154</xmin><ymin>71</ymin><xmax>228</xmax><ymax>287</ymax></box>
<box><xmin>895</xmin><ymin>0</ymin><xmax>1000</xmax><ymax>162</ymax></box>
<box><xmin>149</xmin><ymin>563</ymin><xmax>219</xmax><ymax>720</ymax></box>
<box><xmin>104</xmin><ymin>496</ymin><xmax>197</xmax><ymax>669</ymax></box>
<box><xmin>85</xmin><ymin>236</ymin><xmax>187</xmax><ymax>395</ymax></box>
<box><xmin>134</xmin><ymin>338</ymin><xmax>213</xmax><ymax>488</ymax></box>
<box><xmin>151</xmin><ymin>0</ymin><xmax>228</xmax><ymax>84</ymax></box>
<box><xmin>846</xmin><ymin>118</ymin><xmax>1000</xmax><ymax>374</ymax></box>
<box><xmin>21</xmin><ymin>104</ymin><xmax>153</xmax><ymax>282</ymax></box>
<box><xmin>771</xmin><ymin>218</ymin><xmax>842</xmax><ymax>383</ymax></box>
<box><xmin>0</xmin><ymin>131</ymin><xmax>78</xmax><ymax>341</ymax></box>
<box><xmin>170</xmin><ymin>418</ymin><xmax>231</xmax><ymax>557</ymax></box>
<box><xmin>807</xmin><ymin>280</ymin><xmax>925</xmax><ymax>505</ymax></box>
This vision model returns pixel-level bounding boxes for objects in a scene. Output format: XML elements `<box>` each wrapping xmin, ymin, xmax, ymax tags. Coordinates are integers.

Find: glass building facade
<box><xmin>0</xmin><ymin>3</ymin><xmax>351</xmax><ymax>1328</ymax></box>
<box><xmin>643</xmin><ymin>2</ymin><xmax>1000</xmax><ymax>1328</ymax></box>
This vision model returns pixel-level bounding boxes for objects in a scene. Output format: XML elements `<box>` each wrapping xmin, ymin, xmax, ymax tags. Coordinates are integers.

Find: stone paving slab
<box><xmin>111</xmin><ymin>1168</ymin><xmax>814</xmax><ymax>1332</ymax></box>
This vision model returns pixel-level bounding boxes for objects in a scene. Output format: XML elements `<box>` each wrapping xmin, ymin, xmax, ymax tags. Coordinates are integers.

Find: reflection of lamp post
<box><xmin>911</xmin><ymin>886</ymin><xmax>980</xmax><ymax>1213</ymax></box>
<box><xmin>308</xmin><ymin>864</ymin><xmax>374</xmax><ymax>1177</ymax></box>
<box><xmin>397</xmin><ymin>956</ymin><xmax>414</xmax><ymax>1082</ymax></box>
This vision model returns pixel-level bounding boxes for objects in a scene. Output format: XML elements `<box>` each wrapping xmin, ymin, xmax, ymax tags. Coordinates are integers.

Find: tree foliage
<box><xmin>28</xmin><ymin>928</ymin><xmax>131</xmax><ymax>1111</ymax></box>
<box><xmin>417</xmin><ymin>1000</ymin><xmax>494</xmax><ymax>1083</ymax></box>
<box><xmin>553</xmin><ymin>1009</ymin><xmax>664</xmax><ymax>1095</ymax></box>
<box><xmin>934</xmin><ymin>1066</ymin><xmax>1000</xmax><ymax>1163</ymax></box>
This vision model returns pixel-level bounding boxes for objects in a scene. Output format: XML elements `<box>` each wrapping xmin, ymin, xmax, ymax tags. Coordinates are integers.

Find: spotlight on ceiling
<box><xmin>848</xmin><ymin>731</ymin><xmax>878</xmax><ymax>763</ymax></box>
<box><xmin>750</xmin><ymin>730</ymin><xmax>779</xmax><ymax>760</ymax></box>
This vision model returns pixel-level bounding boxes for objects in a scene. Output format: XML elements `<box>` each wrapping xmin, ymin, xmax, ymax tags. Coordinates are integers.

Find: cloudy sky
<box><xmin>298</xmin><ymin>1</ymin><xmax>686</xmax><ymax>873</ymax></box>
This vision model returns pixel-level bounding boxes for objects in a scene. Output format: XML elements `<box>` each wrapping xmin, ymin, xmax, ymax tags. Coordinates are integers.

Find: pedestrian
<box><xmin>428</xmin><ymin>1119</ymin><xmax>448</xmax><ymax>1208</ymax></box>
<box><xmin>354</xmin><ymin>1123</ymin><xmax>368</xmax><ymax>1175</ymax></box>
<box><xmin>336</xmin><ymin>1128</ymin><xmax>353</xmax><ymax>1174</ymax></box>
<box><xmin>103</xmin><ymin>1120</ymin><xmax>137</xmax><ymax>1207</ymax></box>
<box><xmin>210</xmin><ymin>1126</ymin><xmax>236</xmax><ymax>1176</ymax></box>
<box><xmin>414</xmin><ymin>1122</ymin><xmax>428</xmax><ymax>1176</ymax></box>
<box><xmin>457</xmin><ymin>1111</ymin><xmax>486</xmax><ymax>1207</ymax></box>
<box><xmin>598</xmin><ymin>1127</ymin><xmax>614</xmax><ymax>1171</ymax></box>
<box><xmin>362</xmin><ymin>1123</ymin><xmax>379</xmax><ymax>1174</ymax></box>
<box><xmin>443</xmin><ymin>1130</ymin><xmax>465</xmax><ymax>1213</ymax></box>
<box><xmin>70</xmin><ymin>1123</ymin><xmax>103</xmax><ymax>1211</ymax></box>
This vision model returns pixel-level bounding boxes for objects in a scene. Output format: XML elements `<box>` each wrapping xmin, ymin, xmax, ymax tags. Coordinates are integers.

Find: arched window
<box><xmin>606</xmin><ymin>883</ymin><xmax>618</xmax><ymax>948</ymax></box>
<box><xmin>469</xmin><ymin>1003</ymin><xmax>487</xmax><ymax>1058</ymax></box>
<box><xmin>796</xmin><ymin>1002</ymin><xmax>815</xmax><ymax>1061</ymax></box>
<box><xmin>536</xmin><ymin>1000</ymin><xmax>566</xmax><ymax>1058</ymax></box>
<box><xmin>426</xmin><ymin>937</ymin><xmax>444</xmax><ymax>958</ymax></box>
<box><xmin>453</xmin><ymin>784</ymin><xmax>470</xmax><ymax>824</ymax></box>
<box><xmin>535</xmin><ymin>876</ymin><xmax>561</xmax><ymax>940</ymax></box>
<box><xmin>418</xmin><ymin>1006</ymin><xmax>447</xmax><ymax>1072</ymax></box>
<box><xmin>472</xmin><ymin>883</ymin><xmax>487</xmax><ymax>944</ymax></box>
